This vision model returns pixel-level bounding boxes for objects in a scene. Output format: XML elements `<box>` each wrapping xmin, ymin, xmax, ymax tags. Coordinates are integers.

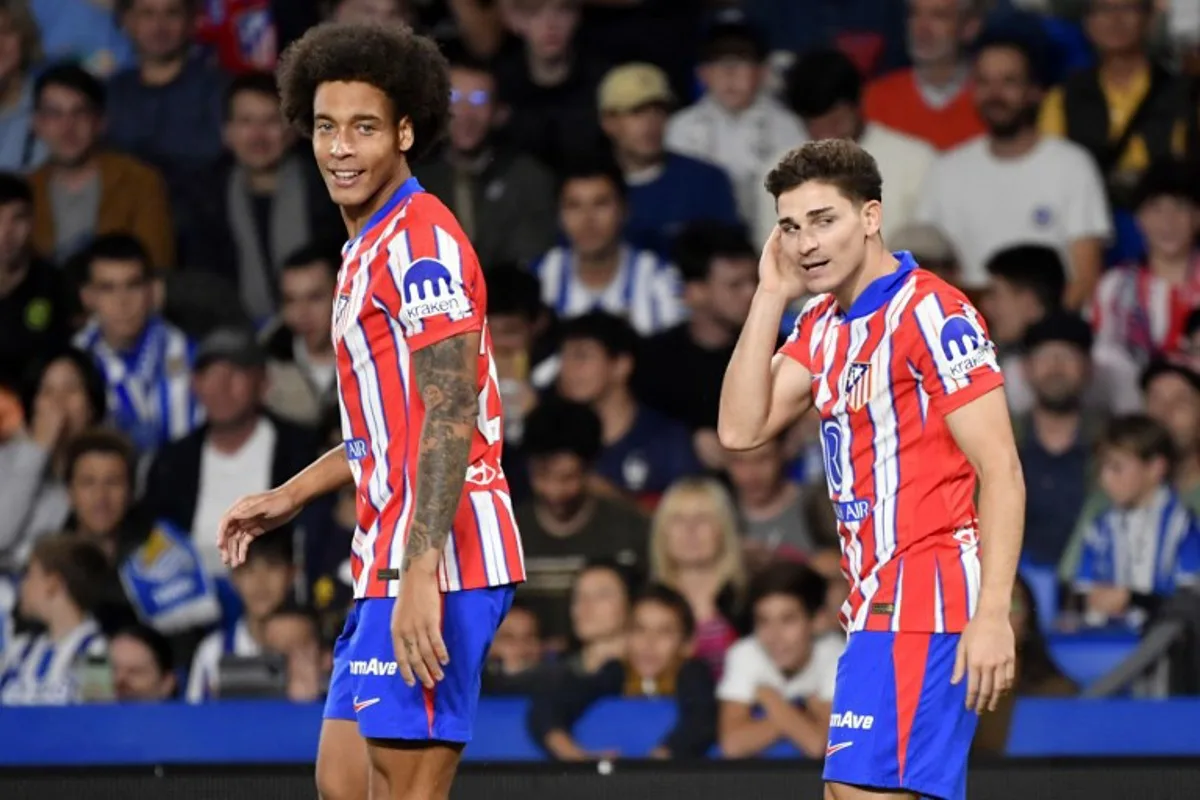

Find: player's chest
<box><xmin>808</xmin><ymin>315</ymin><xmax>907</xmax><ymax>418</ymax></box>
<box><xmin>330</xmin><ymin>248</ymin><xmax>396</xmax><ymax>361</ymax></box>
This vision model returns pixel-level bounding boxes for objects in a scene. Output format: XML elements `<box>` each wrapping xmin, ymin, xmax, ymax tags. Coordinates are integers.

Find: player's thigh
<box><xmin>367</xmin><ymin>739</ymin><xmax>464</xmax><ymax>800</ymax></box>
<box><xmin>825</xmin><ymin>783</ymin><xmax>918</xmax><ymax>800</ymax></box>
<box><xmin>316</xmin><ymin>719</ymin><xmax>371</xmax><ymax>800</ymax></box>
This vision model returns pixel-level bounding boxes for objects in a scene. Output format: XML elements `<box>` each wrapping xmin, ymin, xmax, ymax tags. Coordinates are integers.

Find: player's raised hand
<box><xmin>756</xmin><ymin>225</ymin><xmax>807</xmax><ymax>300</ymax></box>
<box><xmin>391</xmin><ymin>564</ymin><xmax>450</xmax><ymax>690</ymax></box>
<box><xmin>952</xmin><ymin>611</ymin><xmax>1016</xmax><ymax>715</ymax></box>
<box><xmin>216</xmin><ymin>488</ymin><xmax>302</xmax><ymax>568</ymax></box>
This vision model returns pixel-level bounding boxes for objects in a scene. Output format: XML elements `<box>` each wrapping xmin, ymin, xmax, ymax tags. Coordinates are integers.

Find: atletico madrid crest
<box><xmin>844</xmin><ymin>361</ymin><xmax>873</xmax><ymax>412</ymax></box>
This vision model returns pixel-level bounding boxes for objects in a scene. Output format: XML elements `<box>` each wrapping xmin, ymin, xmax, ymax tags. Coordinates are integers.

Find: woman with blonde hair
<box><xmin>0</xmin><ymin>0</ymin><xmax>47</xmax><ymax>170</ymax></box>
<box><xmin>650</xmin><ymin>477</ymin><xmax>748</xmax><ymax>678</ymax></box>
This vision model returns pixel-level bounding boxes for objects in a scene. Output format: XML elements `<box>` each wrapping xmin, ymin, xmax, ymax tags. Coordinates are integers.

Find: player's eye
<box><xmin>315</xmin><ymin>121</ymin><xmax>334</xmax><ymax>133</ymax></box>
<box><xmin>356</xmin><ymin>124</ymin><xmax>376</xmax><ymax>135</ymax></box>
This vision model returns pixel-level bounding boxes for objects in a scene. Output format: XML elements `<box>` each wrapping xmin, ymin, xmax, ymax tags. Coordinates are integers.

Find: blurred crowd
<box><xmin>2</xmin><ymin>0</ymin><xmax>1200</xmax><ymax>762</ymax></box>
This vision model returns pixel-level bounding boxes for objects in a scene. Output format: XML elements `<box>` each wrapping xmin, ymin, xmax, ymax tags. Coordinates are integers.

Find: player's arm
<box><xmin>755</xmin><ymin>688</ymin><xmax>830</xmax><ymax>759</ymax></box>
<box><xmin>279</xmin><ymin>446</ymin><xmax>354</xmax><ymax>507</ymax></box>
<box><xmin>717</xmin><ymin>700</ymin><xmax>782</xmax><ymax>758</ymax></box>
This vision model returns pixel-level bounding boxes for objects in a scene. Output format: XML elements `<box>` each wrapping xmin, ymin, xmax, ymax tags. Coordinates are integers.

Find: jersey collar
<box><xmin>843</xmin><ymin>251</ymin><xmax>918</xmax><ymax>321</ymax></box>
<box><xmin>349</xmin><ymin>176</ymin><xmax>425</xmax><ymax>247</ymax></box>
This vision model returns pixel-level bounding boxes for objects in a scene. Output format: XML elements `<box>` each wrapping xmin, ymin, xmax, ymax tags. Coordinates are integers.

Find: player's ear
<box><xmin>396</xmin><ymin>116</ymin><xmax>415</xmax><ymax>153</ymax></box>
<box><xmin>861</xmin><ymin>199</ymin><xmax>882</xmax><ymax>238</ymax></box>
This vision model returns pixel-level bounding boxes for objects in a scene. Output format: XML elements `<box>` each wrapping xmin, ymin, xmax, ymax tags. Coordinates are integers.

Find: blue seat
<box><xmin>1019</xmin><ymin>564</ymin><xmax>1060</xmax><ymax>632</ymax></box>
<box><xmin>573</xmin><ymin>698</ymin><xmax>677</xmax><ymax>758</ymax></box>
<box><xmin>463</xmin><ymin>698</ymin><xmax>542</xmax><ymax>761</ymax></box>
<box><xmin>1007</xmin><ymin>698</ymin><xmax>1200</xmax><ymax>756</ymax></box>
<box><xmin>1047</xmin><ymin>629</ymin><xmax>1140</xmax><ymax>689</ymax></box>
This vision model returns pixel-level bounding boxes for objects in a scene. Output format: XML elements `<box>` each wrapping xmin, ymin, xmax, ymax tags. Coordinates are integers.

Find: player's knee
<box><xmin>315</xmin><ymin>759</ymin><xmax>366</xmax><ymax>800</ymax></box>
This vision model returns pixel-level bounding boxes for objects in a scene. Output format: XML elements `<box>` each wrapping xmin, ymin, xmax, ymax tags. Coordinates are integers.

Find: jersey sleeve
<box><xmin>908</xmin><ymin>287</ymin><xmax>1005</xmax><ymax>417</ymax></box>
<box><xmin>381</xmin><ymin>219</ymin><xmax>484</xmax><ymax>352</ymax></box>
<box><xmin>776</xmin><ymin>296</ymin><xmax>826</xmax><ymax>372</ymax></box>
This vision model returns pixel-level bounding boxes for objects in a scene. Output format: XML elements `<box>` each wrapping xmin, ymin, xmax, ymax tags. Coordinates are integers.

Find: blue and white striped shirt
<box><xmin>0</xmin><ymin>618</ymin><xmax>106</xmax><ymax>706</ymax></box>
<box><xmin>73</xmin><ymin>316</ymin><xmax>200</xmax><ymax>452</ymax></box>
<box><xmin>185</xmin><ymin>618</ymin><xmax>260</xmax><ymax>703</ymax></box>
<box><xmin>532</xmin><ymin>244</ymin><xmax>685</xmax><ymax>335</ymax></box>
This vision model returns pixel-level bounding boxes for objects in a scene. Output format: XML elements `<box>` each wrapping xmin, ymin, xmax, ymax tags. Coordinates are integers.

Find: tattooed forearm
<box><xmin>405</xmin><ymin>332</ymin><xmax>479</xmax><ymax>571</ymax></box>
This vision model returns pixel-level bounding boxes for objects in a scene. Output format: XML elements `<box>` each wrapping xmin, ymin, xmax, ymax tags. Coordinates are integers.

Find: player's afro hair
<box><xmin>276</xmin><ymin>21</ymin><xmax>450</xmax><ymax>162</ymax></box>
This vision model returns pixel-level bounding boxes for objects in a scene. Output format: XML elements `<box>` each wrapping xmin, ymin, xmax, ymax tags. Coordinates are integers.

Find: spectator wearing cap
<box><xmin>598</xmin><ymin>62</ymin><xmax>740</xmax><ymax>258</ymax></box>
<box><xmin>1060</xmin><ymin>354</ymin><xmax>1200</xmax><ymax>582</ymax></box>
<box><xmin>1013</xmin><ymin>312</ymin><xmax>1107</xmax><ymax>570</ymax></box>
<box><xmin>1093</xmin><ymin>158</ymin><xmax>1200</xmax><ymax>369</ymax></box>
<box><xmin>756</xmin><ymin>48</ymin><xmax>936</xmax><ymax>247</ymax></box>
<box><xmin>414</xmin><ymin>47</ymin><xmax>558</xmax><ymax>270</ymax></box>
<box><xmin>73</xmin><ymin>234</ymin><xmax>199</xmax><ymax>453</ymax></box>
<box><xmin>861</xmin><ymin>0</ymin><xmax>987</xmax><ymax>151</ymax></box>
<box><xmin>492</xmin><ymin>0</ymin><xmax>610</xmax><ymax>174</ymax></box>
<box><xmin>664</xmin><ymin>12</ymin><xmax>806</xmax><ymax>230</ymax></box>
<box><xmin>143</xmin><ymin>325</ymin><xmax>316</xmax><ymax>576</ymax></box>
<box><xmin>915</xmin><ymin>36</ymin><xmax>1111</xmax><ymax>303</ymax></box>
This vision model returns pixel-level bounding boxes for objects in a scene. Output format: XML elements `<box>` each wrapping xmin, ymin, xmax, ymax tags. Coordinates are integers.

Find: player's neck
<box><xmin>833</xmin><ymin>245</ymin><xmax>897</xmax><ymax>312</ymax></box>
<box><xmin>45</xmin><ymin>603</ymin><xmax>86</xmax><ymax>643</ymax></box>
<box><xmin>342</xmin><ymin>164</ymin><xmax>414</xmax><ymax>239</ymax></box>
<box><xmin>595</xmin><ymin>389</ymin><xmax>637</xmax><ymax>444</ymax></box>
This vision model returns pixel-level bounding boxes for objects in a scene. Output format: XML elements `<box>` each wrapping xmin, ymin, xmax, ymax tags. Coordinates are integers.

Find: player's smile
<box><xmin>330</xmin><ymin>169</ymin><xmax>365</xmax><ymax>188</ymax></box>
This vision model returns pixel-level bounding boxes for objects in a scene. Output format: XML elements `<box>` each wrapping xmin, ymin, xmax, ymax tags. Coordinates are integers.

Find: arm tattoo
<box><xmin>404</xmin><ymin>334</ymin><xmax>478</xmax><ymax>572</ymax></box>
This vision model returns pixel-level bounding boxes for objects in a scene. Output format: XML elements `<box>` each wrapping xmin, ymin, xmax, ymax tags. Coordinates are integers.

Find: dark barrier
<box><xmin>2</xmin><ymin>760</ymin><xmax>1200</xmax><ymax>800</ymax></box>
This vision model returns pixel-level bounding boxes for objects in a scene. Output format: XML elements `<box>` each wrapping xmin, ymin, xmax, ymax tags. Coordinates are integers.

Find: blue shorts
<box><xmin>822</xmin><ymin>631</ymin><xmax>977</xmax><ymax>800</ymax></box>
<box><xmin>323</xmin><ymin>585</ymin><xmax>515</xmax><ymax>742</ymax></box>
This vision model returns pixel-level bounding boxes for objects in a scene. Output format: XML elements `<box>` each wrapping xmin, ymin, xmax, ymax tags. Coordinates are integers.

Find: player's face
<box><xmin>490</xmin><ymin>607</ymin><xmax>543</xmax><ymax>673</ymax></box>
<box><xmin>35</xmin><ymin>357</ymin><xmax>96</xmax><ymax>435</ymax></box>
<box><xmin>1099</xmin><ymin>448</ymin><xmax>1160</xmax><ymax>509</ymax></box>
<box><xmin>0</xmin><ymin>198</ymin><xmax>32</xmax><ymax>271</ymax></box>
<box><xmin>448</xmin><ymin>67</ymin><xmax>497</xmax><ymax>154</ymax></box>
<box><xmin>86</xmin><ymin>259</ymin><xmax>153</xmax><ymax>348</ymax></box>
<box><xmin>628</xmin><ymin>600</ymin><xmax>687</xmax><ymax>680</ymax></box>
<box><xmin>725</xmin><ymin>442</ymin><xmax>783</xmax><ymax>506</ymax></box>
<box><xmin>699</xmin><ymin>58</ymin><xmax>762</xmax><ymax>114</ymax></box>
<box><xmin>529</xmin><ymin>452</ymin><xmax>588</xmax><ymax>520</ymax></box>
<box><xmin>703</xmin><ymin>256</ymin><xmax>758</xmax><ymax>328</ymax></box>
<box><xmin>35</xmin><ymin>85</ymin><xmax>102</xmax><ymax>168</ymax></box>
<box><xmin>559</xmin><ymin>176</ymin><xmax>625</xmax><ymax>258</ymax></box>
<box><xmin>1024</xmin><ymin>342</ymin><xmax>1088</xmax><ymax>414</ymax></box>
<box><xmin>973</xmin><ymin>47</ymin><xmax>1039</xmax><ymax>138</ymax></box>
<box><xmin>231</xmin><ymin>557</ymin><xmax>293</xmax><ymax>622</ymax></box>
<box><xmin>907</xmin><ymin>0</ymin><xmax>967</xmax><ymax>66</ymax></box>
<box><xmin>558</xmin><ymin>338</ymin><xmax>620</xmax><ymax>403</ymax></box>
<box><xmin>1137</xmin><ymin>196</ymin><xmax>1198</xmax><ymax>262</ymax></box>
<box><xmin>661</xmin><ymin>495</ymin><xmax>724</xmax><ymax>568</ymax></box>
<box><xmin>523</xmin><ymin>0</ymin><xmax>579</xmax><ymax>61</ymax></box>
<box><xmin>333</xmin><ymin>0</ymin><xmax>406</xmax><ymax>24</ymax></box>
<box><xmin>68</xmin><ymin>452</ymin><xmax>131</xmax><ymax>538</ymax></box>
<box><xmin>603</xmin><ymin>105</ymin><xmax>668</xmax><ymax>165</ymax></box>
<box><xmin>1144</xmin><ymin>373</ymin><xmax>1200</xmax><ymax>454</ymax></box>
<box><xmin>802</xmin><ymin>101</ymin><xmax>860</xmax><ymax>143</ymax></box>
<box><xmin>313</xmin><ymin>81</ymin><xmax>414</xmax><ymax>215</ymax></box>
<box><xmin>126</xmin><ymin>0</ymin><xmax>192</xmax><ymax>62</ymax></box>
<box><xmin>193</xmin><ymin>361</ymin><xmax>265</xmax><ymax>428</ymax></box>
<box><xmin>776</xmin><ymin>181</ymin><xmax>877</xmax><ymax>300</ymax></box>
<box><xmin>224</xmin><ymin>89</ymin><xmax>289</xmax><ymax>172</ymax></box>
<box><xmin>571</xmin><ymin>568</ymin><xmax>629</xmax><ymax>643</ymax></box>
<box><xmin>753</xmin><ymin>594</ymin><xmax>814</xmax><ymax>674</ymax></box>
<box><xmin>280</xmin><ymin>263</ymin><xmax>335</xmax><ymax>352</ymax></box>
<box><xmin>1085</xmin><ymin>0</ymin><xmax>1149</xmax><ymax>56</ymax></box>
<box><xmin>110</xmin><ymin>635</ymin><xmax>174</xmax><ymax>701</ymax></box>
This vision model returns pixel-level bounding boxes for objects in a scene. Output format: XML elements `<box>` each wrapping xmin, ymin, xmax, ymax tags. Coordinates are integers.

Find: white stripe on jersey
<box><xmin>163</xmin><ymin>328</ymin><xmax>194</xmax><ymax>440</ymax></box>
<box><xmin>890</xmin><ymin>559</ymin><xmax>905</xmax><ymax>633</ymax></box>
<box><xmin>495</xmin><ymin>489</ymin><xmax>525</xmax><ymax>575</ymax></box>
<box><xmin>833</xmin><ymin>317</ymin><xmax>872</xmax><ymax>628</ymax></box>
<box><xmin>470</xmin><ymin>491</ymin><xmax>508</xmax><ymax>585</ymax></box>
<box><xmin>378</xmin><ymin>308</ymin><xmax>416</xmax><ymax>591</ymax></box>
<box><xmin>0</xmin><ymin>619</ymin><xmax>104</xmax><ymax>706</ymax></box>
<box><xmin>912</xmin><ymin>294</ymin><xmax>967</xmax><ymax>394</ymax></box>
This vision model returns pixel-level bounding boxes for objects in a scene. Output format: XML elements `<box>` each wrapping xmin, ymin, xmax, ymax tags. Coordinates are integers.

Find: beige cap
<box><xmin>597</xmin><ymin>62</ymin><xmax>674</xmax><ymax>114</ymax></box>
<box><xmin>889</xmin><ymin>223</ymin><xmax>957</xmax><ymax>263</ymax></box>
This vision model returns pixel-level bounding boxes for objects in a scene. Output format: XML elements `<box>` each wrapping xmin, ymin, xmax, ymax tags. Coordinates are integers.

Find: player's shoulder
<box><xmin>797</xmin><ymin>293</ymin><xmax>838</xmax><ymax>326</ymax></box>
<box><xmin>380</xmin><ymin>191</ymin><xmax>479</xmax><ymax>272</ymax></box>
<box><xmin>905</xmin><ymin>268</ymin><xmax>977</xmax><ymax>314</ymax></box>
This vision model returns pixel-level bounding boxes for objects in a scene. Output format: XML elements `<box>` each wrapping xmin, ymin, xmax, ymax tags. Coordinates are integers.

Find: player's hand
<box><xmin>952</xmin><ymin>610</ymin><xmax>1016</xmax><ymax>715</ymax></box>
<box><xmin>391</xmin><ymin>563</ymin><xmax>449</xmax><ymax>689</ymax></box>
<box><xmin>216</xmin><ymin>487</ymin><xmax>302</xmax><ymax>568</ymax></box>
<box><xmin>756</xmin><ymin>226</ymin><xmax>807</xmax><ymax>300</ymax></box>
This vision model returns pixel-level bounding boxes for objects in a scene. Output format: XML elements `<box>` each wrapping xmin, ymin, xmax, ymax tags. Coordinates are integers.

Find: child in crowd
<box><xmin>1075</xmin><ymin>414</ymin><xmax>1200</xmax><ymax>630</ymax></box>
<box><xmin>483</xmin><ymin>601</ymin><xmax>546</xmax><ymax>695</ymax></box>
<box><xmin>716</xmin><ymin>562</ymin><xmax>842</xmax><ymax>759</ymax></box>
<box><xmin>0</xmin><ymin>536</ymin><xmax>109</xmax><ymax>705</ymax></box>
<box><xmin>528</xmin><ymin>584</ymin><xmax>717</xmax><ymax>760</ymax></box>
<box><xmin>261</xmin><ymin>605</ymin><xmax>326</xmax><ymax>703</ymax></box>
<box><xmin>186</xmin><ymin>530</ymin><xmax>295</xmax><ymax>702</ymax></box>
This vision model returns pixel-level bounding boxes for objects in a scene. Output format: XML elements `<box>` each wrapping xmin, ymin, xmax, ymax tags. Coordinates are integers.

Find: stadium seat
<box><xmin>464</xmin><ymin>698</ymin><xmax>543</xmax><ymax>760</ymax></box>
<box><xmin>1007</xmin><ymin>697</ymin><xmax>1200</xmax><ymax>756</ymax></box>
<box><xmin>572</xmin><ymin>698</ymin><xmax>678</xmax><ymax>757</ymax></box>
<box><xmin>1019</xmin><ymin>564</ymin><xmax>1060</xmax><ymax>632</ymax></box>
<box><xmin>1046</xmin><ymin>629</ymin><xmax>1141</xmax><ymax>689</ymax></box>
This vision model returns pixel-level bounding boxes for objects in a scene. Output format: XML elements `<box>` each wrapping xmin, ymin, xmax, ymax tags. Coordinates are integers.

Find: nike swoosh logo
<box><xmin>826</xmin><ymin>742</ymin><xmax>854</xmax><ymax>757</ymax></box>
<box><xmin>353</xmin><ymin>697</ymin><xmax>381</xmax><ymax>713</ymax></box>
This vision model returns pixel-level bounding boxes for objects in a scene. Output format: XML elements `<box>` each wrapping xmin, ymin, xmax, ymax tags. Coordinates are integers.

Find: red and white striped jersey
<box><xmin>780</xmin><ymin>253</ymin><xmax>1004</xmax><ymax>633</ymax></box>
<box><xmin>332</xmin><ymin>177</ymin><xmax>525</xmax><ymax>598</ymax></box>
<box><xmin>1091</xmin><ymin>257</ymin><xmax>1200</xmax><ymax>366</ymax></box>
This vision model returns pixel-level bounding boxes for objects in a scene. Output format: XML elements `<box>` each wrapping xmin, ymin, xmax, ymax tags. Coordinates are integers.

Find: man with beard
<box><xmin>1013</xmin><ymin>312</ymin><xmax>1105</xmax><ymax>570</ymax></box>
<box><xmin>915</xmin><ymin>35</ymin><xmax>1111</xmax><ymax>306</ymax></box>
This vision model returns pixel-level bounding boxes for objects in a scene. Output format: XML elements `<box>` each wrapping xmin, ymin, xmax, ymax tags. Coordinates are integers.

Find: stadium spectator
<box><xmin>482</xmin><ymin>600</ymin><xmax>545</xmax><ymax>695</ymax></box>
<box><xmin>186</xmin><ymin>529</ymin><xmax>293</xmax><ymax>702</ymax></box>
<box><xmin>561</xmin><ymin>559</ymin><xmax>632</xmax><ymax>671</ymax></box>
<box><xmin>195</xmin><ymin>0</ymin><xmax>321</xmax><ymax>75</ymax></box>
<box><xmin>529</xmin><ymin>584</ymin><xmax>717</xmax><ymax>760</ymax></box>
<box><xmin>1093</xmin><ymin>158</ymin><xmax>1200</xmax><ymax>367</ymax></box>
<box><xmin>1074</xmin><ymin>414</ymin><xmax>1200</xmax><ymax>629</ymax></box>
<box><xmin>555</xmin><ymin>312</ymin><xmax>700</xmax><ymax>498</ymax></box>
<box><xmin>0</xmin><ymin>0</ymin><xmax>47</xmax><ymax>171</ymax></box>
<box><xmin>259</xmin><ymin>245</ymin><xmax>339</xmax><ymax>427</ymax></box>
<box><xmin>142</xmin><ymin>326</ymin><xmax>315</xmax><ymax>576</ymax></box>
<box><xmin>665</xmin><ymin>12</ymin><xmax>805</xmax><ymax>230</ymax></box>
<box><xmin>861</xmin><ymin>0</ymin><xmax>987</xmax><ymax>151</ymax></box>
<box><xmin>30</xmin><ymin>0</ymin><xmax>134</xmax><ymax>77</ymax></box>
<box><xmin>597</xmin><ymin>62</ymin><xmax>740</xmax><ymax>257</ymax></box>
<box><xmin>888</xmin><ymin>222</ymin><xmax>961</xmax><ymax>286</ymax></box>
<box><xmin>106</xmin><ymin>0</ymin><xmax>227</xmax><ymax>197</ymax></box>
<box><xmin>492</xmin><ymin>0</ymin><xmax>609</xmax><ymax>174</ymax></box>
<box><xmin>648</xmin><ymin>477</ymin><xmax>747</xmax><ymax>679</ymax></box>
<box><xmin>485</xmin><ymin>265</ymin><xmax>548</xmax><ymax>452</ymax></box>
<box><xmin>716</xmin><ymin>562</ymin><xmax>841</xmax><ymax>759</ymax></box>
<box><xmin>414</xmin><ymin>50</ymin><xmax>558</xmax><ymax>270</ymax></box>
<box><xmin>180</xmin><ymin>72</ymin><xmax>342</xmax><ymax>322</ymax></box>
<box><xmin>30</xmin><ymin>65</ymin><xmax>175</xmax><ymax>268</ymax></box>
<box><xmin>0</xmin><ymin>348</ymin><xmax>106</xmax><ymax>569</ymax></box>
<box><xmin>1039</xmin><ymin>0</ymin><xmax>1191</xmax><ymax>211</ymax></box>
<box><xmin>261</xmin><ymin>605</ymin><xmax>325</xmax><ymax>703</ymax></box>
<box><xmin>1014</xmin><ymin>312</ymin><xmax>1107</xmax><ymax>569</ymax></box>
<box><xmin>0</xmin><ymin>173</ymin><xmax>73</xmax><ymax>385</ymax></box>
<box><xmin>328</xmin><ymin>0</ymin><xmax>407</xmax><ymax>25</ymax></box>
<box><xmin>915</xmin><ymin>36</ymin><xmax>1112</xmax><ymax>302</ymax></box>
<box><xmin>299</xmin><ymin>408</ymin><xmax>353</xmax><ymax>646</ymax></box>
<box><xmin>109</xmin><ymin>623</ymin><xmax>178</xmax><ymax>701</ymax></box>
<box><xmin>533</xmin><ymin>159</ymin><xmax>684</xmax><ymax>336</ymax></box>
<box><xmin>0</xmin><ymin>534</ymin><xmax>109</xmax><ymax>705</ymax></box>
<box><xmin>72</xmin><ymin>235</ymin><xmax>199</xmax><ymax>452</ymax></box>
<box><xmin>635</xmin><ymin>222</ymin><xmax>756</xmax><ymax>470</ymax></box>
<box><xmin>760</xmin><ymin>47</ymin><xmax>936</xmax><ymax>246</ymax></box>
<box><xmin>514</xmin><ymin>399</ymin><xmax>648</xmax><ymax>643</ymax></box>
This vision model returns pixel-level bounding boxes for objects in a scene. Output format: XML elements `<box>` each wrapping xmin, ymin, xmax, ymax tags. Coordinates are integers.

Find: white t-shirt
<box><xmin>190</xmin><ymin>417</ymin><xmax>277</xmax><ymax>575</ymax></box>
<box><xmin>915</xmin><ymin>135</ymin><xmax>1112</xmax><ymax>289</ymax></box>
<box><xmin>716</xmin><ymin>633</ymin><xmax>844</xmax><ymax>704</ymax></box>
<box><xmin>185</xmin><ymin>619</ymin><xmax>261</xmax><ymax>703</ymax></box>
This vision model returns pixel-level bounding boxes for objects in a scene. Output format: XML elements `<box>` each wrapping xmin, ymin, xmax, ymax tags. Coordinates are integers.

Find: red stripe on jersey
<box><xmin>936</xmin><ymin>549</ymin><xmax>970</xmax><ymax>631</ymax></box>
<box><xmin>893</xmin><ymin>632</ymin><xmax>931</xmax><ymax>782</ymax></box>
